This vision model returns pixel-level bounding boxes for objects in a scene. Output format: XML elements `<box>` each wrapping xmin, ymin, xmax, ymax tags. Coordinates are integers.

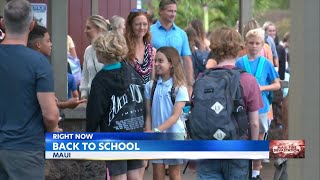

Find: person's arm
<box><xmin>248</xmin><ymin>111</ymin><xmax>259</xmax><ymax>140</ymax></box>
<box><xmin>70</xmin><ymin>75</ymin><xmax>79</xmax><ymax>98</ymax></box>
<box><xmin>181</xmin><ymin>32</ymin><xmax>194</xmax><ymax>96</ymax></box>
<box><xmin>156</xmin><ymin>101</ymin><xmax>186</xmax><ymax>132</ymax></box>
<box><xmin>145</xmin><ymin>99</ymin><xmax>152</xmax><ymax>132</ymax></box>
<box><xmin>71</xmin><ymin>90</ymin><xmax>79</xmax><ymax>99</ymax></box>
<box><xmin>67</xmin><ymin>35</ymin><xmax>78</xmax><ymax>58</ymax></box>
<box><xmin>56</xmin><ymin>98</ymin><xmax>87</xmax><ymax>109</ymax></box>
<box><xmin>183</xmin><ymin>55</ymin><xmax>194</xmax><ymax>96</ymax></box>
<box><xmin>69</xmin><ymin>47</ymin><xmax>78</xmax><ymax>59</ymax></box>
<box><xmin>260</xmin><ymin>78</ymin><xmax>281</xmax><ymax>92</ymax></box>
<box><xmin>37</xmin><ymin>92</ymin><xmax>62</xmax><ymax>132</ymax></box>
<box><xmin>79</xmin><ymin>48</ymin><xmax>90</xmax><ymax>99</ymax></box>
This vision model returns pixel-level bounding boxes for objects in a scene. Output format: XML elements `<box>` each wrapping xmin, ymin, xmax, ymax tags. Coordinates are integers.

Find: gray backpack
<box><xmin>189</xmin><ymin>68</ymin><xmax>249</xmax><ymax>140</ymax></box>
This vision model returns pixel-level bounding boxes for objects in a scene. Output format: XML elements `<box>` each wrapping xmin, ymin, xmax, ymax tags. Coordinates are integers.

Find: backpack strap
<box><xmin>150</xmin><ymin>80</ymin><xmax>176</xmax><ymax>106</ymax></box>
<box><xmin>242</xmin><ymin>55</ymin><xmax>265</xmax><ymax>83</ymax></box>
<box><xmin>150</xmin><ymin>80</ymin><xmax>157</xmax><ymax>106</ymax></box>
<box><xmin>170</xmin><ymin>85</ymin><xmax>176</xmax><ymax>105</ymax></box>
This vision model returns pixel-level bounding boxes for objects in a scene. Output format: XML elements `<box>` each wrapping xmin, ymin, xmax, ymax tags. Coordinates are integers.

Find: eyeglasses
<box><xmin>130</xmin><ymin>8</ymin><xmax>147</xmax><ymax>13</ymax></box>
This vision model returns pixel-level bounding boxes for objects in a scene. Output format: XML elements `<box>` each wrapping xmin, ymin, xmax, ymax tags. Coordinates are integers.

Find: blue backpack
<box><xmin>192</xmin><ymin>49</ymin><xmax>209</xmax><ymax>78</ymax></box>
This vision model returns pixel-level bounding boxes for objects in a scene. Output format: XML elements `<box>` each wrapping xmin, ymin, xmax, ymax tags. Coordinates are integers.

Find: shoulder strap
<box><xmin>255</xmin><ymin>57</ymin><xmax>265</xmax><ymax>82</ymax></box>
<box><xmin>233</xmin><ymin>68</ymin><xmax>246</xmax><ymax>100</ymax></box>
<box><xmin>243</xmin><ymin>55</ymin><xmax>265</xmax><ymax>83</ymax></box>
<box><xmin>243</xmin><ymin>55</ymin><xmax>252</xmax><ymax>74</ymax></box>
<box><xmin>150</xmin><ymin>80</ymin><xmax>157</xmax><ymax>106</ymax></box>
<box><xmin>170</xmin><ymin>85</ymin><xmax>176</xmax><ymax>105</ymax></box>
<box><xmin>150</xmin><ymin>80</ymin><xmax>176</xmax><ymax>105</ymax></box>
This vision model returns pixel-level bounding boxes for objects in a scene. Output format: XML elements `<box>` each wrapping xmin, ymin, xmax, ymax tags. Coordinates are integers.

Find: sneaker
<box><xmin>250</xmin><ymin>175</ymin><xmax>262</xmax><ymax>180</ymax></box>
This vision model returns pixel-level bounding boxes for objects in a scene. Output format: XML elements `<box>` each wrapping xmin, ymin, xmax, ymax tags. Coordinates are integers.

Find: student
<box><xmin>145</xmin><ymin>47</ymin><xmax>189</xmax><ymax>180</ymax></box>
<box><xmin>194</xmin><ymin>27</ymin><xmax>262</xmax><ymax>180</ymax></box>
<box><xmin>28</xmin><ymin>25</ymin><xmax>86</xmax><ymax>109</ymax></box>
<box><xmin>236</xmin><ymin>28</ymin><xmax>281</xmax><ymax>179</ymax></box>
<box><xmin>86</xmin><ymin>31</ymin><xmax>145</xmax><ymax>180</ymax></box>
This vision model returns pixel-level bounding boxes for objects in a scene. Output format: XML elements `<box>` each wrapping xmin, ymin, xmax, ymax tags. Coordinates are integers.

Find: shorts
<box><xmin>150</xmin><ymin>159</ymin><xmax>184</xmax><ymax>165</ymax></box>
<box><xmin>259</xmin><ymin>113</ymin><xmax>270</xmax><ymax>133</ymax></box>
<box><xmin>106</xmin><ymin>160</ymin><xmax>144</xmax><ymax>176</ymax></box>
<box><xmin>0</xmin><ymin>150</ymin><xmax>44</xmax><ymax>180</ymax></box>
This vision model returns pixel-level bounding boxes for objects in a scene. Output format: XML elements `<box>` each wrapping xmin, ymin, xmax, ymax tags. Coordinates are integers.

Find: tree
<box><xmin>143</xmin><ymin>0</ymin><xmax>289</xmax><ymax>33</ymax></box>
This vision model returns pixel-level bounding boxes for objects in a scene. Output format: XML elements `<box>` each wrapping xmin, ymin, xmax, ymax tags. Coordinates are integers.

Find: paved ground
<box><xmin>143</xmin><ymin>160</ymin><xmax>276</xmax><ymax>180</ymax></box>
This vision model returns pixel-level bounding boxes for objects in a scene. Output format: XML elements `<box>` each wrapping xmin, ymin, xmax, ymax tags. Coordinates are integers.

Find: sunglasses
<box><xmin>130</xmin><ymin>8</ymin><xmax>147</xmax><ymax>13</ymax></box>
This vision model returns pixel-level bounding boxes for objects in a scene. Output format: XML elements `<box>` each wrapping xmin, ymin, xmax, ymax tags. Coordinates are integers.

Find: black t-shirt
<box><xmin>86</xmin><ymin>61</ymin><xmax>145</xmax><ymax>132</ymax></box>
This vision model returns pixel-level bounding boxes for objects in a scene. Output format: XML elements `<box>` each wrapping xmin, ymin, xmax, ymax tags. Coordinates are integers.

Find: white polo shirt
<box><xmin>145</xmin><ymin>77</ymin><xmax>189</xmax><ymax>134</ymax></box>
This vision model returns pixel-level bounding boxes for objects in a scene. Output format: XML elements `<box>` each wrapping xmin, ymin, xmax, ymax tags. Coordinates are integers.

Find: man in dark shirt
<box><xmin>0</xmin><ymin>1</ymin><xmax>61</xmax><ymax>179</ymax></box>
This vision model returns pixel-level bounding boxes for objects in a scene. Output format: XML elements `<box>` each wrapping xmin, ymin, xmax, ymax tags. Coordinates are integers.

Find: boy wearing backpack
<box><xmin>190</xmin><ymin>27</ymin><xmax>263</xmax><ymax>180</ymax></box>
<box><xmin>236</xmin><ymin>28</ymin><xmax>281</xmax><ymax>179</ymax></box>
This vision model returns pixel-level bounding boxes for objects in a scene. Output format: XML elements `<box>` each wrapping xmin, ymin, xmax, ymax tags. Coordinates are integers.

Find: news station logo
<box><xmin>269</xmin><ymin>140</ymin><xmax>305</xmax><ymax>158</ymax></box>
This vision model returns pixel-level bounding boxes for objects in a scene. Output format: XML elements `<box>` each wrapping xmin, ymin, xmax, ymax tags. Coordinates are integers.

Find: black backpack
<box><xmin>189</xmin><ymin>68</ymin><xmax>249</xmax><ymax>140</ymax></box>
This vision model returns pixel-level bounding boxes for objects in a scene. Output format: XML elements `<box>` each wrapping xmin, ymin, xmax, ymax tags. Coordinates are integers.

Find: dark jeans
<box><xmin>196</xmin><ymin>159</ymin><xmax>249</xmax><ymax>180</ymax></box>
<box><xmin>0</xmin><ymin>150</ymin><xmax>44</xmax><ymax>180</ymax></box>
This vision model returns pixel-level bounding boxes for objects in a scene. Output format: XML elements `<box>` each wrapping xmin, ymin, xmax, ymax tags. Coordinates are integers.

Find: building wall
<box><xmin>30</xmin><ymin>0</ymin><xmax>136</xmax><ymax>64</ymax></box>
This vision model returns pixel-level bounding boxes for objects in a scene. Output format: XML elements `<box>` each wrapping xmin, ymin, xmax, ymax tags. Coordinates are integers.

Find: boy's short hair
<box><xmin>245</xmin><ymin>28</ymin><xmax>265</xmax><ymax>43</ymax></box>
<box><xmin>209</xmin><ymin>27</ymin><xmax>242</xmax><ymax>63</ymax></box>
<box><xmin>27</xmin><ymin>25</ymin><xmax>48</xmax><ymax>47</ymax></box>
<box><xmin>93</xmin><ymin>31</ymin><xmax>128</xmax><ymax>64</ymax></box>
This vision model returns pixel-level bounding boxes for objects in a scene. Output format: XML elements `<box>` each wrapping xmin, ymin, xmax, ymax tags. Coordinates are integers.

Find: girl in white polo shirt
<box><xmin>145</xmin><ymin>46</ymin><xmax>189</xmax><ymax>180</ymax></box>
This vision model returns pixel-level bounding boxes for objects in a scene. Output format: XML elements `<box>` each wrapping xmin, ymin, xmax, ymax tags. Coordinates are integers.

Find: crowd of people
<box><xmin>0</xmin><ymin>0</ymin><xmax>290</xmax><ymax>180</ymax></box>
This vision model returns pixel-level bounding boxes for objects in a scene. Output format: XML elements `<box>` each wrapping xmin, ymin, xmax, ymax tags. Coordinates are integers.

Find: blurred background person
<box><xmin>189</xmin><ymin>19</ymin><xmax>210</xmax><ymax>51</ymax></box>
<box><xmin>80</xmin><ymin>15</ymin><xmax>109</xmax><ymax>99</ymax></box>
<box><xmin>185</xmin><ymin>27</ymin><xmax>209</xmax><ymax>79</ymax></box>
<box><xmin>67</xmin><ymin>34</ymin><xmax>78</xmax><ymax>58</ymax></box>
<box><xmin>110</xmin><ymin>15</ymin><xmax>126</xmax><ymax>35</ymax></box>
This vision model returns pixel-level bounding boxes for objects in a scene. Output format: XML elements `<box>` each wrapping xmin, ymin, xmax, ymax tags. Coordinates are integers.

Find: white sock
<box><xmin>252</xmin><ymin>170</ymin><xmax>260</xmax><ymax>177</ymax></box>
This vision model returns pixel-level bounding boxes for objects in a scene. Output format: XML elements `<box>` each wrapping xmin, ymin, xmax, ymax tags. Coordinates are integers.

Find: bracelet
<box><xmin>153</xmin><ymin>128</ymin><xmax>161</xmax><ymax>133</ymax></box>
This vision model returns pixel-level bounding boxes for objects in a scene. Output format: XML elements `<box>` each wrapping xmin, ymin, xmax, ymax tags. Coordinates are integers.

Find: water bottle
<box><xmin>181</xmin><ymin>106</ymin><xmax>191</xmax><ymax>121</ymax></box>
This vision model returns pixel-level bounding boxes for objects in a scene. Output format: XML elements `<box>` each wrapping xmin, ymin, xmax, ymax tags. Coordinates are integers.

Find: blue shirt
<box><xmin>145</xmin><ymin>78</ymin><xmax>189</xmax><ymax>135</ymax></box>
<box><xmin>0</xmin><ymin>45</ymin><xmax>54</xmax><ymax>151</ymax></box>
<box><xmin>236</xmin><ymin>56</ymin><xmax>279</xmax><ymax>114</ymax></box>
<box><xmin>151</xmin><ymin>20</ymin><xmax>191</xmax><ymax>57</ymax></box>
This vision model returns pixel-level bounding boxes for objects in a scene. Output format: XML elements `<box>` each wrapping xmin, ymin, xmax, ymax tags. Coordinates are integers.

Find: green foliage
<box><xmin>143</xmin><ymin>0</ymin><xmax>289</xmax><ymax>33</ymax></box>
